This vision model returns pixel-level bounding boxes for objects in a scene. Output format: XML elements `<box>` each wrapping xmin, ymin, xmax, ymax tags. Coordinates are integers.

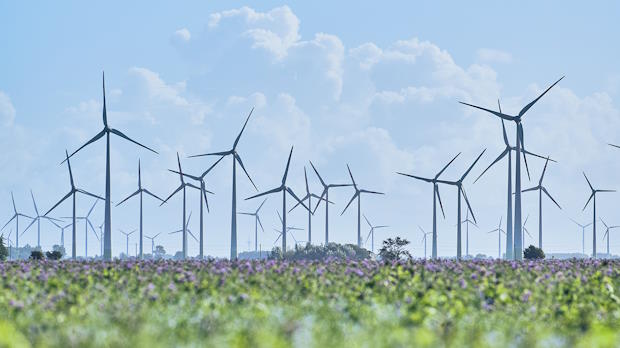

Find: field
<box><xmin>1</xmin><ymin>259</ymin><xmax>619</xmax><ymax>348</ymax></box>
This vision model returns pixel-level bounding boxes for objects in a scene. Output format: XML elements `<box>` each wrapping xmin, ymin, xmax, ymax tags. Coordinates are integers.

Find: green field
<box><xmin>1</xmin><ymin>259</ymin><xmax>619</xmax><ymax>347</ymax></box>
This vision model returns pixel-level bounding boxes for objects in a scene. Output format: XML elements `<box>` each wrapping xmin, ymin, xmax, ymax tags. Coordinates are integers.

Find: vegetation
<box><xmin>0</xmin><ymin>236</ymin><xmax>7</xmax><ymax>261</ymax></box>
<box><xmin>1</xmin><ymin>259</ymin><xmax>619</xmax><ymax>347</ymax></box>
<box><xmin>29</xmin><ymin>250</ymin><xmax>44</xmax><ymax>260</ymax></box>
<box><xmin>45</xmin><ymin>250</ymin><xmax>63</xmax><ymax>260</ymax></box>
<box><xmin>269</xmin><ymin>243</ymin><xmax>371</xmax><ymax>260</ymax></box>
<box><xmin>378</xmin><ymin>237</ymin><xmax>412</xmax><ymax>262</ymax></box>
<box><xmin>524</xmin><ymin>245</ymin><xmax>545</xmax><ymax>260</ymax></box>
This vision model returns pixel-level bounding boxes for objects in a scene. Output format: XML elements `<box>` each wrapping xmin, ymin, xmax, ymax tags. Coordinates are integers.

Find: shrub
<box><xmin>270</xmin><ymin>243</ymin><xmax>371</xmax><ymax>261</ymax></box>
<box><xmin>379</xmin><ymin>237</ymin><xmax>412</xmax><ymax>262</ymax></box>
<box><xmin>46</xmin><ymin>250</ymin><xmax>63</xmax><ymax>260</ymax></box>
<box><xmin>524</xmin><ymin>245</ymin><xmax>545</xmax><ymax>260</ymax></box>
<box><xmin>0</xmin><ymin>236</ymin><xmax>7</xmax><ymax>261</ymax></box>
<box><xmin>30</xmin><ymin>250</ymin><xmax>44</xmax><ymax>260</ymax></box>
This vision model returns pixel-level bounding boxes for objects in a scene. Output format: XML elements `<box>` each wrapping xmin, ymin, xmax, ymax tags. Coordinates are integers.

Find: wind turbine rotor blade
<box><xmin>188</xmin><ymin>230</ymin><xmax>199</xmax><ymax>243</ymax></box>
<box><xmin>461</xmin><ymin>149</ymin><xmax>486</xmax><ymax>181</ymax></box>
<box><xmin>583</xmin><ymin>172</ymin><xmax>594</xmax><ymax>191</ymax></box>
<box><xmin>30</xmin><ymin>190</ymin><xmax>39</xmax><ymax>216</ymax></box>
<box><xmin>44</xmin><ymin>191</ymin><xmax>73</xmax><ymax>216</ymax></box>
<box><xmin>522</xmin><ymin>149</ymin><xmax>555</xmax><ymax>162</ymax></box>
<box><xmin>539</xmin><ymin>157</ymin><xmax>550</xmax><ymax>184</ymax></box>
<box><xmin>257</xmin><ymin>216</ymin><xmax>264</xmax><ymax>232</ymax></box>
<box><xmin>474</xmin><ymin>148</ymin><xmax>509</xmax><ymax>183</ymax></box>
<box><xmin>365</xmin><ymin>229</ymin><xmax>373</xmax><ymax>245</ymax></box>
<box><xmin>396</xmin><ymin>172</ymin><xmax>433</xmax><ymax>183</ymax></box>
<box><xmin>518</xmin><ymin>124</ymin><xmax>531</xmax><ymax>181</ymax></box>
<box><xmin>142</xmin><ymin>189</ymin><xmax>165</xmax><ymax>203</ymax></box>
<box><xmin>86</xmin><ymin>200</ymin><xmax>99</xmax><ymax>217</ymax></box>
<box><xmin>168</xmin><ymin>169</ymin><xmax>200</xmax><ymax>181</ymax></box>
<box><xmin>521</xmin><ymin>186</ymin><xmax>539</xmax><ymax>193</ymax></box>
<box><xmin>340</xmin><ymin>192</ymin><xmax>359</xmax><ymax>216</ymax></box>
<box><xmin>542</xmin><ymin>187</ymin><xmax>561</xmax><ymax>209</ymax></box>
<box><xmin>600</xmin><ymin>218</ymin><xmax>608</xmax><ymax>229</ymax></box>
<box><xmin>246</xmin><ymin>186</ymin><xmax>282</xmax><ymax>201</ymax></box>
<box><xmin>375</xmin><ymin>225</ymin><xmax>389</xmax><ymax>229</ymax></box>
<box><xmin>363</xmin><ymin>214</ymin><xmax>372</xmax><ymax>228</ymax></box>
<box><xmin>459</xmin><ymin>101</ymin><xmax>516</xmax><ymax>121</ymax></box>
<box><xmin>418</xmin><ymin>225</ymin><xmax>425</xmax><ymax>234</ymax></box>
<box><xmin>237</xmin><ymin>212</ymin><xmax>254</xmax><ymax>216</ymax></box>
<box><xmin>235</xmin><ymin>153</ymin><xmax>258</xmax><ymax>190</ymax></box>
<box><xmin>518</xmin><ymin>76</ymin><xmax>564</xmax><ymax>117</ymax></box>
<box><xmin>286</xmin><ymin>187</ymin><xmax>310</xmax><ymax>212</ymax></box>
<box><xmin>188</xmin><ymin>151</ymin><xmax>232</xmax><ymax>158</ymax></box>
<box><xmin>501</xmin><ymin>118</ymin><xmax>509</xmax><ymax>146</ymax></box>
<box><xmin>304</xmin><ymin>167</ymin><xmax>310</xmax><ymax>194</ymax></box>
<box><xmin>435</xmin><ymin>186</ymin><xmax>446</xmax><ymax>219</ymax></box>
<box><xmin>277</xmin><ymin>211</ymin><xmax>283</xmax><ymax>224</ymax></box>
<box><xmin>63</xmin><ymin>130</ymin><xmax>106</xmax><ymax>163</ymax></box>
<box><xmin>360</xmin><ymin>189</ymin><xmax>384</xmax><ymax>195</ymax></box>
<box><xmin>257</xmin><ymin>198</ymin><xmax>268</xmax><ymax>213</ymax></box>
<box><xmin>583</xmin><ymin>192</ymin><xmax>595</xmax><ymax>211</ymax></box>
<box><xmin>598</xmin><ymin>189</ymin><xmax>616</xmax><ymax>193</ymax></box>
<box><xmin>460</xmin><ymin>187</ymin><xmax>477</xmax><ymax>224</ymax></box>
<box><xmin>109</xmin><ymin>128</ymin><xmax>158</xmax><ymax>154</ymax></box>
<box><xmin>233</xmin><ymin>107</ymin><xmax>254</xmax><ymax>149</ymax></box>
<box><xmin>313</xmin><ymin>189</ymin><xmax>327</xmax><ymax>214</ymax></box>
<box><xmin>288</xmin><ymin>194</ymin><xmax>309</xmax><ymax>213</ymax></box>
<box><xmin>346</xmin><ymin>164</ymin><xmax>357</xmax><ymax>188</ymax></box>
<box><xmin>436</xmin><ymin>152</ymin><xmax>461</xmax><ymax>179</ymax></box>
<box><xmin>23</xmin><ymin>218</ymin><xmax>38</xmax><ymax>234</ymax></box>
<box><xmin>77</xmin><ymin>189</ymin><xmax>105</xmax><ymax>201</ymax></box>
<box><xmin>160</xmin><ymin>185</ymin><xmax>184</xmax><ymax>206</ymax></box>
<box><xmin>309</xmin><ymin>161</ymin><xmax>326</xmax><ymax>187</ymax></box>
<box><xmin>281</xmin><ymin>147</ymin><xmax>294</xmax><ymax>185</ymax></box>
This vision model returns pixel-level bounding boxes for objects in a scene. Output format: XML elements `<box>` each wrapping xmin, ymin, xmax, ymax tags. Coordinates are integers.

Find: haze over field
<box><xmin>1</xmin><ymin>2</ymin><xmax>620</xmax><ymax>258</ymax></box>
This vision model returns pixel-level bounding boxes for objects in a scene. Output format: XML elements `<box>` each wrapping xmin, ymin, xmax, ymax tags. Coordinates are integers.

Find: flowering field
<box><xmin>1</xmin><ymin>259</ymin><xmax>619</xmax><ymax>347</ymax></box>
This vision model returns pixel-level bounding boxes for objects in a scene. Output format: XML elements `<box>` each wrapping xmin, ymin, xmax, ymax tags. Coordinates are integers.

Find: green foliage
<box><xmin>269</xmin><ymin>243</ymin><xmax>371</xmax><ymax>260</ymax></box>
<box><xmin>0</xmin><ymin>236</ymin><xmax>7</xmax><ymax>261</ymax></box>
<box><xmin>46</xmin><ymin>250</ymin><xmax>63</xmax><ymax>260</ymax></box>
<box><xmin>154</xmin><ymin>245</ymin><xmax>166</xmax><ymax>259</ymax></box>
<box><xmin>524</xmin><ymin>245</ymin><xmax>545</xmax><ymax>260</ymax></box>
<box><xmin>29</xmin><ymin>250</ymin><xmax>44</xmax><ymax>260</ymax></box>
<box><xmin>378</xmin><ymin>237</ymin><xmax>412</xmax><ymax>262</ymax></box>
<box><xmin>52</xmin><ymin>245</ymin><xmax>66</xmax><ymax>257</ymax></box>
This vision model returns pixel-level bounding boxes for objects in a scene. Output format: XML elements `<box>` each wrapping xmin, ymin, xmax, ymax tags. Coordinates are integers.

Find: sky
<box><xmin>1</xmin><ymin>1</ymin><xmax>620</xmax><ymax>258</ymax></box>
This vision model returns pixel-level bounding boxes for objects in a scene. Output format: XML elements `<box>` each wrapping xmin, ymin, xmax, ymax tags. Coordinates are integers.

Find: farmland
<box><xmin>1</xmin><ymin>259</ymin><xmax>619</xmax><ymax>347</ymax></box>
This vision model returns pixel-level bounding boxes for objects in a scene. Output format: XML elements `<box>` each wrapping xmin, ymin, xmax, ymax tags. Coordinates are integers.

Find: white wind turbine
<box><xmin>61</xmin><ymin>199</ymin><xmax>100</xmax><ymax>258</ymax></box>
<box><xmin>119</xmin><ymin>229</ymin><xmax>136</xmax><ymax>258</ymax></box>
<box><xmin>569</xmin><ymin>218</ymin><xmax>592</xmax><ymax>255</ymax></box>
<box><xmin>1</xmin><ymin>192</ymin><xmax>33</xmax><ymax>257</ymax></box>
<box><xmin>238</xmin><ymin>199</ymin><xmax>267</xmax><ymax>252</ymax></box>
<box><xmin>145</xmin><ymin>232</ymin><xmax>163</xmax><ymax>256</ymax></box>
<box><xmin>488</xmin><ymin>217</ymin><xmax>506</xmax><ymax>259</ymax></box>
<box><xmin>363</xmin><ymin>214</ymin><xmax>388</xmax><ymax>253</ymax></box>
<box><xmin>310</xmin><ymin>161</ymin><xmax>351</xmax><ymax>244</ymax></box>
<box><xmin>419</xmin><ymin>226</ymin><xmax>432</xmax><ymax>259</ymax></box>
<box><xmin>289</xmin><ymin>167</ymin><xmax>331</xmax><ymax>244</ymax></box>
<box><xmin>582</xmin><ymin>172</ymin><xmax>615</xmax><ymax>258</ymax></box>
<box><xmin>23</xmin><ymin>190</ymin><xmax>61</xmax><ymax>249</ymax></box>
<box><xmin>600</xmin><ymin>218</ymin><xmax>619</xmax><ymax>257</ymax></box>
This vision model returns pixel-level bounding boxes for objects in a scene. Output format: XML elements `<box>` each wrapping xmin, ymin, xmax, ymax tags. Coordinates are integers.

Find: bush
<box><xmin>379</xmin><ymin>237</ymin><xmax>412</xmax><ymax>262</ymax></box>
<box><xmin>270</xmin><ymin>243</ymin><xmax>371</xmax><ymax>261</ymax></box>
<box><xmin>0</xmin><ymin>236</ymin><xmax>7</xmax><ymax>261</ymax></box>
<box><xmin>46</xmin><ymin>250</ymin><xmax>63</xmax><ymax>260</ymax></box>
<box><xmin>30</xmin><ymin>250</ymin><xmax>44</xmax><ymax>260</ymax></box>
<box><xmin>524</xmin><ymin>245</ymin><xmax>545</xmax><ymax>260</ymax></box>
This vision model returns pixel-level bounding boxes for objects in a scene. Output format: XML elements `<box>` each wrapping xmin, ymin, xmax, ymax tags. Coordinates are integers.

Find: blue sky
<box><xmin>1</xmin><ymin>1</ymin><xmax>620</xmax><ymax>257</ymax></box>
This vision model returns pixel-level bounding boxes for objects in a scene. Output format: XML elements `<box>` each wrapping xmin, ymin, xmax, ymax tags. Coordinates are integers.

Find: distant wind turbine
<box><xmin>363</xmin><ymin>214</ymin><xmax>388</xmax><ymax>253</ymax></box>
<box><xmin>273</xmin><ymin>211</ymin><xmax>303</xmax><ymax>248</ymax></box>
<box><xmin>397</xmin><ymin>153</ymin><xmax>461</xmax><ymax>259</ymax></box>
<box><xmin>488</xmin><ymin>217</ymin><xmax>506</xmax><ymax>259</ymax></box>
<box><xmin>116</xmin><ymin>160</ymin><xmax>165</xmax><ymax>259</ymax></box>
<box><xmin>310</xmin><ymin>161</ymin><xmax>351</xmax><ymax>244</ymax></box>
<box><xmin>189</xmin><ymin>108</ymin><xmax>257</xmax><ymax>260</ymax></box>
<box><xmin>145</xmin><ymin>232</ymin><xmax>163</xmax><ymax>256</ymax></box>
<box><xmin>1</xmin><ymin>192</ymin><xmax>33</xmax><ymax>257</ymax></box>
<box><xmin>521</xmin><ymin>214</ymin><xmax>533</xmax><ymax>248</ymax></box>
<box><xmin>569</xmin><ymin>218</ymin><xmax>592</xmax><ymax>255</ymax></box>
<box><xmin>582</xmin><ymin>172</ymin><xmax>615</xmax><ymax>258</ymax></box>
<box><xmin>49</xmin><ymin>220</ymin><xmax>72</xmax><ymax>250</ymax></box>
<box><xmin>246</xmin><ymin>147</ymin><xmax>309</xmax><ymax>253</ymax></box>
<box><xmin>45</xmin><ymin>150</ymin><xmax>104</xmax><ymax>259</ymax></box>
<box><xmin>419</xmin><ymin>226</ymin><xmax>432</xmax><ymax>259</ymax></box>
<box><xmin>341</xmin><ymin>164</ymin><xmax>384</xmax><ymax>248</ymax></box>
<box><xmin>289</xmin><ymin>167</ymin><xmax>331</xmax><ymax>243</ymax></box>
<box><xmin>63</xmin><ymin>73</ymin><xmax>158</xmax><ymax>260</ymax></box>
<box><xmin>437</xmin><ymin>150</ymin><xmax>486</xmax><ymax>259</ymax></box>
<box><xmin>119</xmin><ymin>229</ymin><xmax>136</xmax><ymax>257</ymax></box>
<box><xmin>522</xmin><ymin>157</ymin><xmax>561</xmax><ymax>249</ymax></box>
<box><xmin>458</xmin><ymin>209</ymin><xmax>478</xmax><ymax>257</ymax></box>
<box><xmin>600</xmin><ymin>218</ymin><xmax>619</xmax><ymax>257</ymax></box>
<box><xmin>61</xmin><ymin>199</ymin><xmax>100</xmax><ymax>258</ymax></box>
<box><xmin>169</xmin><ymin>211</ymin><xmax>200</xmax><ymax>253</ymax></box>
<box><xmin>23</xmin><ymin>190</ymin><xmax>61</xmax><ymax>248</ymax></box>
<box><xmin>461</xmin><ymin>76</ymin><xmax>564</xmax><ymax>260</ymax></box>
<box><xmin>238</xmin><ymin>198</ymin><xmax>267</xmax><ymax>252</ymax></box>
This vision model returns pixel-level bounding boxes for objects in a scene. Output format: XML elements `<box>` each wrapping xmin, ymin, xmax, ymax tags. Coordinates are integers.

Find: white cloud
<box><xmin>476</xmin><ymin>48</ymin><xmax>513</xmax><ymax>64</ymax></box>
<box><xmin>172</xmin><ymin>28</ymin><xmax>191</xmax><ymax>44</ymax></box>
<box><xmin>0</xmin><ymin>91</ymin><xmax>16</xmax><ymax>127</ymax></box>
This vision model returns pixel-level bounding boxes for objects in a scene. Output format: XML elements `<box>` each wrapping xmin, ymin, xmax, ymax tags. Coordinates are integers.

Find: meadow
<box><xmin>1</xmin><ymin>259</ymin><xmax>619</xmax><ymax>347</ymax></box>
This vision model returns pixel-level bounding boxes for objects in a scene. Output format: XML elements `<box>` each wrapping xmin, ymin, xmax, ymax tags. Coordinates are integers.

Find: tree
<box><xmin>523</xmin><ymin>245</ymin><xmax>545</xmax><ymax>260</ymax></box>
<box><xmin>30</xmin><ymin>250</ymin><xmax>44</xmax><ymax>260</ymax></box>
<box><xmin>0</xmin><ymin>235</ymin><xmax>7</xmax><ymax>261</ymax></box>
<box><xmin>46</xmin><ymin>250</ymin><xmax>63</xmax><ymax>260</ymax></box>
<box><xmin>52</xmin><ymin>245</ymin><xmax>66</xmax><ymax>258</ymax></box>
<box><xmin>379</xmin><ymin>237</ymin><xmax>412</xmax><ymax>262</ymax></box>
<box><xmin>154</xmin><ymin>245</ymin><xmax>166</xmax><ymax>259</ymax></box>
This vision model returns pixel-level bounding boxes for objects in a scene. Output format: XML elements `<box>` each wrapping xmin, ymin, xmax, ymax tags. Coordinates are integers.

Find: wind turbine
<box><xmin>161</xmin><ymin>153</ymin><xmax>203</xmax><ymax>260</ymax></box>
<box><xmin>246</xmin><ymin>147</ymin><xmax>309</xmax><ymax>253</ymax></box>
<box><xmin>63</xmin><ymin>73</ymin><xmax>158</xmax><ymax>260</ymax></box>
<box><xmin>289</xmin><ymin>167</ymin><xmax>331</xmax><ymax>244</ymax></box>
<box><xmin>238</xmin><ymin>198</ymin><xmax>267</xmax><ymax>252</ymax></box>
<box><xmin>119</xmin><ymin>229</ymin><xmax>136</xmax><ymax>257</ymax></box>
<box><xmin>145</xmin><ymin>232</ymin><xmax>163</xmax><ymax>256</ymax></box>
<box><xmin>473</xmin><ymin>101</ymin><xmax>553</xmax><ymax>260</ymax></box>
<box><xmin>600</xmin><ymin>219</ymin><xmax>619</xmax><ymax>257</ymax></box>
<box><xmin>1</xmin><ymin>192</ymin><xmax>33</xmax><ymax>257</ymax></box>
<box><xmin>437</xmin><ymin>150</ymin><xmax>486</xmax><ymax>259</ymax></box>
<box><xmin>419</xmin><ymin>226</ymin><xmax>432</xmax><ymax>259</ymax></box>
<box><xmin>310</xmin><ymin>161</ymin><xmax>351</xmax><ymax>244</ymax></box>
<box><xmin>458</xmin><ymin>209</ymin><xmax>478</xmax><ymax>257</ymax></box>
<box><xmin>569</xmin><ymin>218</ymin><xmax>592</xmax><ymax>255</ymax></box>
<box><xmin>49</xmin><ymin>220</ymin><xmax>72</xmax><ymax>250</ymax></box>
<box><xmin>582</xmin><ymin>172</ymin><xmax>615</xmax><ymax>258</ymax></box>
<box><xmin>273</xmin><ymin>211</ymin><xmax>304</xmax><ymax>249</ymax></box>
<box><xmin>461</xmin><ymin>76</ymin><xmax>564</xmax><ymax>260</ymax></box>
<box><xmin>116</xmin><ymin>160</ymin><xmax>165</xmax><ymax>259</ymax></box>
<box><xmin>363</xmin><ymin>215</ymin><xmax>387</xmax><ymax>253</ymax></box>
<box><xmin>341</xmin><ymin>165</ymin><xmax>384</xmax><ymax>248</ymax></box>
<box><xmin>23</xmin><ymin>191</ymin><xmax>61</xmax><ymax>248</ymax></box>
<box><xmin>397</xmin><ymin>152</ymin><xmax>461</xmax><ymax>259</ymax></box>
<box><xmin>45</xmin><ymin>151</ymin><xmax>104</xmax><ymax>259</ymax></box>
<box><xmin>3</xmin><ymin>230</ymin><xmax>14</xmax><ymax>260</ymax></box>
<box><xmin>522</xmin><ymin>157</ymin><xmax>561</xmax><ymax>249</ymax></box>
<box><xmin>189</xmin><ymin>108</ymin><xmax>257</xmax><ymax>260</ymax></box>
<box><xmin>169</xmin><ymin>212</ymin><xmax>200</xmax><ymax>252</ymax></box>
<box><xmin>169</xmin><ymin>156</ymin><xmax>222</xmax><ymax>259</ymax></box>
<box><xmin>521</xmin><ymin>214</ymin><xmax>533</xmax><ymax>248</ymax></box>
<box><xmin>62</xmin><ymin>199</ymin><xmax>100</xmax><ymax>258</ymax></box>
<box><xmin>488</xmin><ymin>217</ymin><xmax>506</xmax><ymax>259</ymax></box>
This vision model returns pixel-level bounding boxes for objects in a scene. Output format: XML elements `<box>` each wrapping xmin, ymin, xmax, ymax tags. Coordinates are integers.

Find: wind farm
<box><xmin>2</xmin><ymin>2</ymin><xmax>620</xmax><ymax>346</ymax></box>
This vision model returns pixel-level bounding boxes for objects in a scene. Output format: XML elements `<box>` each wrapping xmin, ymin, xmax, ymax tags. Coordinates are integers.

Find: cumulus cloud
<box><xmin>171</xmin><ymin>28</ymin><xmax>191</xmax><ymax>44</ymax></box>
<box><xmin>476</xmin><ymin>48</ymin><xmax>513</xmax><ymax>64</ymax></box>
<box><xmin>0</xmin><ymin>91</ymin><xmax>16</xmax><ymax>127</ymax></box>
